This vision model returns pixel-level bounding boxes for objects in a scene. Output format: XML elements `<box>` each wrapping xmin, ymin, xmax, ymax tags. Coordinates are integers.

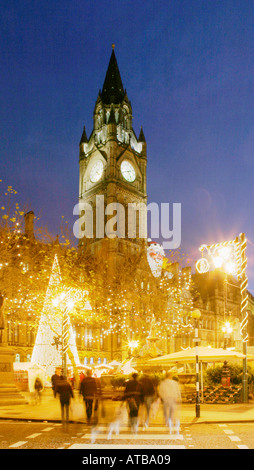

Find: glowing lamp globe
<box><xmin>191</xmin><ymin>309</ymin><xmax>201</xmax><ymax>320</ymax></box>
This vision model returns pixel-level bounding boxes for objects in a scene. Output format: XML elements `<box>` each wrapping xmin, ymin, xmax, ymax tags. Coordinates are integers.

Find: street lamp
<box><xmin>222</xmin><ymin>321</ymin><xmax>233</xmax><ymax>349</ymax></box>
<box><xmin>191</xmin><ymin>309</ymin><xmax>201</xmax><ymax>418</ymax></box>
<box><xmin>128</xmin><ymin>339</ymin><xmax>139</xmax><ymax>355</ymax></box>
<box><xmin>52</xmin><ymin>294</ymin><xmax>74</xmax><ymax>378</ymax></box>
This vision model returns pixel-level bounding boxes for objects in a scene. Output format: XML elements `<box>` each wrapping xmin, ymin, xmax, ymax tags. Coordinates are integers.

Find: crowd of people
<box><xmin>50</xmin><ymin>368</ymin><xmax>103</xmax><ymax>428</ymax></box>
<box><xmin>31</xmin><ymin>369</ymin><xmax>181</xmax><ymax>435</ymax></box>
<box><xmin>122</xmin><ymin>371</ymin><xmax>181</xmax><ymax>434</ymax></box>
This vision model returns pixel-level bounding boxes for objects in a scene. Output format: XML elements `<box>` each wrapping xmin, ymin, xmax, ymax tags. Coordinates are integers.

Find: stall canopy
<box><xmin>120</xmin><ymin>359</ymin><xmax>138</xmax><ymax>375</ymax></box>
<box><xmin>108</xmin><ymin>360</ymin><xmax>122</xmax><ymax>367</ymax></box>
<box><xmin>146</xmin><ymin>347</ymin><xmax>254</xmax><ymax>401</ymax></box>
<box><xmin>146</xmin><ymin>347</ymin><xmax>254</xmax><ymax>366</ymax></box>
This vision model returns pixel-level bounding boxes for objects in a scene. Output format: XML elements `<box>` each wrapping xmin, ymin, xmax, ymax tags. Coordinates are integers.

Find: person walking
<box><xmin>139</xmin><ymin>374</ymin><xmax>156</xmax><ymax>428</ymax></box>
<box><xmin>158</xmin><ymin>371</ymin><xmax>181</xmax><ymax>434</ymax></box>
<box><xmin>79</xmin><ymin>369</ymin><xmax>98</xmax><ymax>423</ymax></box>
<box><xmin>51</xmin><ymin>370</ymin><xmax>60</xmax><ymax>398</ymax></box>
<box><xmin>56</xmin><ymin>375</ymin><xmax>74</xmax><ymax>426</ymax></box>
<box><xmin>34</xmin><ymin>377</ymin><xmax>43</xmax><ymax>405</ymax></box>
<box><xmin>123</xmin><ymin>373</ymin><xmax>142</xmax><ymax>434</ymax></box>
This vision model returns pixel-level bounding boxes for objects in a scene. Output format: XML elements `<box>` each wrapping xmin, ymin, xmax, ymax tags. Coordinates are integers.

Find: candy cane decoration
<box><xmin>237</xmin><ymin>234</ymin><xmax>249</xmax><ymax>343</ymax></box>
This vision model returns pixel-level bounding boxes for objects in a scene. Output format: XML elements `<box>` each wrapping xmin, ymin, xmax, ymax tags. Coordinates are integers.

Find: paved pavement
<box><xmin>0</xmin><ymin>388</ymin><xmax>254</xmax><ymax>426</ymax></box>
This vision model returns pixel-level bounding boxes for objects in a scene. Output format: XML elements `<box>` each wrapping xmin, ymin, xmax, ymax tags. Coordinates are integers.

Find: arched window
<box><xmin>15</xmin><ymin>353</ymin><xmax>20</xmax><ymax>363</ymax></box>
<box><xmin>14</xmin><ymin>324</ymin><xmax>19</xmax><ymax>343</ymax></box>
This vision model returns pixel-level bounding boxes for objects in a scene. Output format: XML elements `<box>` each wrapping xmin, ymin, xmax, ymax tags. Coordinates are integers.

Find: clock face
<box><xmin>121</xmin><ymin>160</ymin><xmax>136</xmax><ymax>182</ymax></box>
<box><xmin>90</xmin><ymin>160</ymin><xmax>104</xmax><ymax>183</ymax></box>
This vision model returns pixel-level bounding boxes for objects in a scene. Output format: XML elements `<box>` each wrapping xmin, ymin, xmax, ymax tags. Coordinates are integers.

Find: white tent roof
<box><xmin>120</xmin><ymin>359</ymin><xmax>138</xmax><ymax>375</ymax></box>
<box><xmin>94</xmin><ymin>364</ymin><xmax>113</xmax><ymax>370</ymax></box>
<box><xmin>146</xmin><ymin>347</ymin><xmax>253</xmax><ymax>365</ymax></box>
<box><xmin>108</xmin><ymin>360</ymin><xmax>122</xmax><ymax>367</ymax></box>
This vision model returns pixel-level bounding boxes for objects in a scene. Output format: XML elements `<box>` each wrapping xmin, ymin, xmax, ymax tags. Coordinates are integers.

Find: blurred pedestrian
<box><xmin>79</xmin><ymin>371</ymin><xmax>85</xmax><ymax>382</ymax></box>
<box><xmin>158</xmin><ymin>371</ymin><xmax>181</xmax><ymax>434</ymax></box>
<box><xmin>123</xmin><ymin>373</ymin><xmax>142</xmax><ymax>434</ymax></box>
<box><xmin>79</xmin><ymin>369</ymin><xmax>98</xmax><ymax>423</ymax></box>
<box><xmin>107</xmin><ymin>402</ymin><xmax>128</xmax><ymax>440</ymax></box>
<box><xmin>139</xmin><ymin>374</ymin><xmax>156</xmax><ymax>428</ymax></box>
<box><xmin>56</xmin><ymin>375</ymin><xmax>74</xmax><ymax>427</ymax></box>
<box><xmin>51</xmin><ymin>369</ymin><xmax>60</xmax><ymax>398</ymax></box>
<box><xmin>34</xmin><ymin>377</ymin><xmax>43</xmax><ymax>405</ymax></box>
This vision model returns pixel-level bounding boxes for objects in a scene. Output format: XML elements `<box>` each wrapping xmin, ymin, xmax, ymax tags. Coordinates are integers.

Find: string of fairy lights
<box><xmin>1</xmin><ymin>229</ymin><xmax>196</xmax><ymax>352</ymax></box>
<box><xmin>4</xmin><ymin>186</ymin><xmax>253</xmax><ymax>358</ymax></box>
<box><xmin>2</xmin><ymin>223</ymin><xmax>251</xmax><ymax>356</ymax></box>
<box><xmin>0</xmin><ymin>183</ymin><xmax>198</xmax><ymax>357</ymax></box>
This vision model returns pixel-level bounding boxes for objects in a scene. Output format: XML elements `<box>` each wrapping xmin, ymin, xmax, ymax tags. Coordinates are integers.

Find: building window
<box><xmin>100</xmin><ymin>331</ymin><xmax>105</xmax><ymax>350</ymax></box>
<box><xmin>26</xmin><ymin>354</ymin><xmax>31</xmax><ymax>362</ymax></box>
<box><xmin>14</xmin><ymin>324</ymin><xmax>19</xmax><ymax>343</ymax></box>
<box><xmin>15</xmin><ymin>353</ymin><xmax>20</xmax><ymax>363</ymax></box>
<box><xmin>103</xmin><ymin>358</ymin><xmax>107</xmax><ymax>364</ymax></box>
<box><xmin>84</xmin><ymin>327</ymin><xmax>93</xmax><ymax>348</ymax></box>
<box><xmin>98</xmin><ymin>357</ymin><xmax>101</xmax><ymax>364</ymax></box>
<box><xmin>27</xmin><ymin>327</ymin><xmax>34</xmax><ymax>345</ymax></box>
<box><xmin>90</xmin><ymin>357</ymin><xmax>94</xmax><ymax>365</ymax></box>
<box><xmin>84</xmin><ymin>357</ymin><xmax>88</xmax><ymax>365</ymax></box>
<box><xmin>7</xmin><ymin>323</ymin><xmax>13</xmax><ymax>343</ymax></box>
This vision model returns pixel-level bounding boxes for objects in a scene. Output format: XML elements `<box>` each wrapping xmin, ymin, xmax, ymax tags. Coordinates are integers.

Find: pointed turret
<box><xmin>138</xmin><ymin>127</ymin><xmax>146</xmax><ymax>143</ymax></box>
<box><xmin>80</xmin><ymin>125</ymin><xmax>88</xmax><ymax>145</ymax></box>
<box><xmin>138</xmin><ymin>126</ymin><xmax>147</xmax><ymax>159</ymax></box>
<box><xmin>100</xmin><ymin>45</ymin><xmax>125</xmax><ymax>105</ymax></box>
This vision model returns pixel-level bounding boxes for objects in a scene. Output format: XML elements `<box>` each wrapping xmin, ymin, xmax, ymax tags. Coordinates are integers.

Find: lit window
<box><xmin>22</xmin><ymin>263</ymin><xmax>29</xmax><ymax>273</ymax></box>
<box><xmin>14</xmin><ymin>325</ymin><xmax>19</xmax><ymax>343</ymax></box>
<box><xmin>100</xmin><ymin>332</ymin><xmax>104</xmax><ymax>349</ymax></box>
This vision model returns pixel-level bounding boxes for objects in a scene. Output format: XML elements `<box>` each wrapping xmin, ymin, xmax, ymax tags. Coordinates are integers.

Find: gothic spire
<box><xmin>80</xmin><ymin>125</ymin><xmax>88</xmax><ymax>145</ymax></box>
<box><xmin>100</xmin><ymin>45</ymin><xmax>125</xmax><ymax>105</ymax></box>
<box><xmin>138</xmin><ymin>126</ymin><xmax>146</xmax><ymax>142</ymax></box>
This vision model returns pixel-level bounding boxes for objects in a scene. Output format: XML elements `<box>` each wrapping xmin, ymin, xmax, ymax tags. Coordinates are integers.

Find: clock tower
<box><xmin>79</xmin><ymin>46</ymin><xmax>147</xmax><ymax>262</ymax></box>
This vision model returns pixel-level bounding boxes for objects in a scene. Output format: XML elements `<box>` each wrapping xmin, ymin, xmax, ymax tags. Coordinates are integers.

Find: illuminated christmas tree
<box><xmin>31</xmin><ymin>254</ymin><xmax>81</xmax><ymax>381</ymax></box>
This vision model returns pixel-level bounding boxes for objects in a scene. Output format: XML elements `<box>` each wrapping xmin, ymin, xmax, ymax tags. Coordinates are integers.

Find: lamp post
<box><xmin>192</xmin><ymin>309</ymin><xmax>201</xmax><ymax>418</ymax></box>
<box><xmin>222</xmin><ymin>322</ymin><xmax>233</xmax><ymax>349</ymax></box>
<box><xmin>237</xmin><ymin>233</ymin><xmax>249</xmax><ymax>403</ymax></box>
<box><xmin>196</xmin><ymin>233</ymin><xmax>249</xmax><ymax>403</ymax></box>
<box><xmin>128</xmin><ymin>340</ymin><xmax>139</xmax><ymax>356</ymax></box>
<box><xmin>52</xmin><ymin>294</ymin><xmax>74</xmax><ymax>378</ymax></box>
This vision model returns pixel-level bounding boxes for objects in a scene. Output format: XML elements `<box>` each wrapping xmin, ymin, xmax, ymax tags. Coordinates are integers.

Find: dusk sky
<box><xmin>1</xmin><ymin>0</ymin><xmax>254</xmax><ymax>291</ymax></box>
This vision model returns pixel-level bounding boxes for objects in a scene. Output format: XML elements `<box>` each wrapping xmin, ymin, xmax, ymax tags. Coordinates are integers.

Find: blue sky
<box><xmin>1</xmin><ymin>0</ymin><xmax>254</xmax><ymax>290</ymax></box>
